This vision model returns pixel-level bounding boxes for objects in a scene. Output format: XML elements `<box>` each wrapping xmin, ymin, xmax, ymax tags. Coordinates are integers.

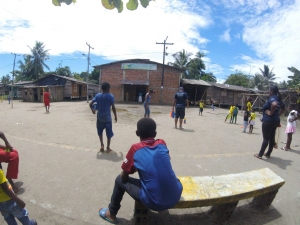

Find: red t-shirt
<box><xmin>44</xmin><ymin>92</ymin><xmax>50</xmax><ymax>104</ymax></box>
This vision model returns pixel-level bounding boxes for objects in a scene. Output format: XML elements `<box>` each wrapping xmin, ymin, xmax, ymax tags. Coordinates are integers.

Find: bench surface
<box><xmin>174</xmin><ymin>167</ymin><xmax>285</xmax><ymax>208</ymax></box>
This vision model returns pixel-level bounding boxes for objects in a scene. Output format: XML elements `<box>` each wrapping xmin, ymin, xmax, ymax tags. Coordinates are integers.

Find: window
<box><xmin>83</xmin><ymin>86</ymin><xmax>86</xmax><ymax>92</ymax></box>
<box><xmin>74</xmin><ymin>84</ymin><xmax>77</xmax><ymax>92</ymax></box>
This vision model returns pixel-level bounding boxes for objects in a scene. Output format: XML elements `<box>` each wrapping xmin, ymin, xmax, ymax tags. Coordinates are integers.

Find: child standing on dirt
<box><xmin>230</xmin><ymin>104</ymin><xmax>238</xmax><ymax>124</ymax></box>
<box><xmin>0</xmin><ymin>169</ymin><xmax>37</xmax><ymax>225</ymax></box>
<box><xmin>282</xmin><ymin>104</ymin><xmax>299</xmax><ymax>151</ymax></box>
<box><xmin>199</xmin><ymin>100</ymin><xmax>204</xmax><ymax>116</ymax></box>
<box><xmin>225</xmin><ymin>103</ymin><xmax>234</xmax><ymax>123</ymax></box>
<box><xmin>243</xmin><ymin>109</ymin><xmax>250</xmax><ymax>133</ymax></box>
<box><xmin>248</xmin><ymin>109</ymin><xmax>256</xmax><ymax>133</ymax></box>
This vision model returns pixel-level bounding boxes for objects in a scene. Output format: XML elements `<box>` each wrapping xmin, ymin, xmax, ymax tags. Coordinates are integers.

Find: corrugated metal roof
<box><xmin>181</xmin><ymin>79</ymin><xmax>211</xmax><ymax>86</ymax></box>
<box><xmin>209</xmin><ymin>82</ymin><xmax>248</xmax><ymax>91</ymax></box>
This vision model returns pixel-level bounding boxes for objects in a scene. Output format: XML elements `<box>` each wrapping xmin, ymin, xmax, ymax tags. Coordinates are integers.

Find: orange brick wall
<box><xmin>99</xmin><ymin>62</ymin><xmax>181</xmax><ymax>105</ymax></box>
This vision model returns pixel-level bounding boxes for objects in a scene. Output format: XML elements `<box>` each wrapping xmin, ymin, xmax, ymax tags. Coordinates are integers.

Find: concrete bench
<box><xmin>134</xmin><ymin>168</ymin><xmax>285</xmax><ymax>225</ymax></box>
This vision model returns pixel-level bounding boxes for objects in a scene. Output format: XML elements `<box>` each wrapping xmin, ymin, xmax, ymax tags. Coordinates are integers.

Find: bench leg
<box><xmin>134</xmin><ymin>201</ymin><xmax>148</xmax><ymax>225</ymax></box>
<box><xmin>251</xmin><ymin>190</ymin><xmax>278</xmax><ymax>210</ymax></box>
<box><xmin>208</xmin><ymin>201</ymin><xmax>239</xmax><ymax>223</ymax></box>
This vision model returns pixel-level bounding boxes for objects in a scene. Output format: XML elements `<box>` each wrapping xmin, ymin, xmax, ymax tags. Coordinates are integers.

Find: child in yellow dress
<box><xmin>248</xmin><ymin>109</ymin><xmax>256</xmax><ymax>133</ymax></box>
<box><xmin>225</xmin><ymin>103</ymin><xmax>235</xmax><ymax>123</ymax></box>
<box><xmin>199</xmin><ymin>100</ymin><xmax>204</xmax><ymax>116</ymax></box>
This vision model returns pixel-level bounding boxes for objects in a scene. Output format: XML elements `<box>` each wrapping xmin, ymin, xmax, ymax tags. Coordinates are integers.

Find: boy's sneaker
<box><xmin>31</xmin><ymin>219</ymin><xmax>38</xmax><ymax>225</ymax></box>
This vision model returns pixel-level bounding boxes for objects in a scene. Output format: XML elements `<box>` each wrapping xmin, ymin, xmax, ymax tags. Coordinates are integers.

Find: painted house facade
<box><xmin>94</xmin><ymin>59</ymin><xmax>184</xmax><ymax>104</ymax></box>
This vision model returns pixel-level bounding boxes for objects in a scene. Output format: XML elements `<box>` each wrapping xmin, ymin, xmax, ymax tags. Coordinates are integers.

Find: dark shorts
<box><xmin>199</xmin><ymin>108</ymin><xmax>203</xmax><ymax>112</ymax></box>
<box><xmin>97</xmin><ymin>121</ymin><xmax>114</xmax><ymax>138</ymax></box>
<box><xmin>175</xmin><ymin>107</ymin><xmax>185</xmax><ymax>119</ymax></box>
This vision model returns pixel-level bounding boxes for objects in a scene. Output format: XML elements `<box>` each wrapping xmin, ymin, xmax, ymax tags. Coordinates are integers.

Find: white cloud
<box><xmin>0</xmin><ymin>0</ymin><xmax>211</xmax><ymax>66</ymax></box>
<box><xmin>220</xmin><ymin>29</ymin><xmax>231</xmax><ymax>42</ymax></box>
<box><xmin>242</xmin><ymin>0</ymin><xmax>300</xmax><ymax>81</ymax></box>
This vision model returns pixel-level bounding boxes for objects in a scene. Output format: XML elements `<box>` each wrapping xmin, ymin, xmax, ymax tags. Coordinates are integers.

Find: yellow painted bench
<box><xmin>134</xmin><ymin>168</ymin><xmax>285</xmax><ymax>224</ymax></box>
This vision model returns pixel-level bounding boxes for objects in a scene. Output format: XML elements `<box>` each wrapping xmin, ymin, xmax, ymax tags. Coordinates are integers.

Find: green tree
<box><xmin>186</xmin><ymin>51</ymin><xmax>206</xmax><ymax>79</ymax></box>
<box><xmin>258</xmin><ymin>64</ymin><xmax>276</xmax><ymax>85</ymax></box>
<box><xmin>52</xmin><ymin>0</ymin><xmax>153</xmax><ymax>13</ymax></box>
<box><xmin>277</xmin><ymin>80</ymin><xmax>288</xmax><ymax>89</ymax></box>
<box><xmin>1</xmin><ymin>74</ymin><xmax>11</xmax><ymax>85</ymax></box>
<box><xmin>287</xmin><ymin>67</ymin><xmax>300</xmax><ymax>89</ymax></box>
<box><xmin>250</xmin><ymin>74</ymin><xmax>265</xmax><ymax>90</ymax></box>
<box><xmin>201</xmin><ymin>72</ymin><xmax>217</xmax><ymax>83</ymax></box>
<box><xmin>168</xmin><ymin>49</ymin><xmax>192</xmax><ymax>78</ymax></box>
<box><xmin>55</xmin><ymin>66</ymin><xmax>72</xmax><ymax>77</ymax></box>
<box><xmin>224</xmin><ymin>72</ymin><xmax>252</xmax><ymax>87</ymax></box>
<box><xmin>72</xmin><ymin>72</ymin><xmax>84</xmax><ymax>81</ymax></box>
<box><xmin>90</xmin><ymin>68</ymin><xmax>100</xmax><ymax>84</ymax></box>
<box><xmin>26</xmin><ymin>41</ymin><xmax>50</xmax><ymax>80</ymax></box>
<box><xmin>15</xmin><ymin>55</ymin><xmax>34</xmax><ymax>81</ymax></box>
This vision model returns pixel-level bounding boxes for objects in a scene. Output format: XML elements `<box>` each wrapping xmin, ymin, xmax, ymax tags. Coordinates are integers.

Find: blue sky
<box><xmin>0</xmin><ymin>0</ymin><xmax>300</xmax><ymax>83</ymax></box>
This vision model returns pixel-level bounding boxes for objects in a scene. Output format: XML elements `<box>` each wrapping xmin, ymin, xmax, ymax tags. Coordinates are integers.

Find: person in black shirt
<box><xmin>172</xmin><ymin>87</ymin><xmax>189</xmax><ymax>129</ymax></box>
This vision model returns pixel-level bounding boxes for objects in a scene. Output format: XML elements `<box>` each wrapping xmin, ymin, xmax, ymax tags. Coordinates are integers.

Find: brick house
<box><xmin>94</xmin><ymin>59</ymin><xmax>184</xmax><ymax>104</ymax></box>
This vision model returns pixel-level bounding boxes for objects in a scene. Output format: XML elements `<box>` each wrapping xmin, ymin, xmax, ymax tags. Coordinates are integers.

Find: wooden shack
<box><xmin>20</xmin><ymin>74</ymin><xmax>99</xmax><ymax>102</ymax></box>
<box><xmin>206</xmin><ymin>83</ymin><xmax>250</xmax><ymax>107</ymax></box>
<box><xmin>181</xmin><ymin>79</ymin><xmax>211</xmax><ymax>105</ymax></box>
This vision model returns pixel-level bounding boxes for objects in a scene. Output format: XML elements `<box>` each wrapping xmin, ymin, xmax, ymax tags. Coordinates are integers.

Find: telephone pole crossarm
<box><xmin>156</xmin><ymin>37</ymin><xmax>174</xmax><ymax>103</ymax></box>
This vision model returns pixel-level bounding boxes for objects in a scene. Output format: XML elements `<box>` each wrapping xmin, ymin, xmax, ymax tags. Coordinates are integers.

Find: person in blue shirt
<box><xmin>89</xmin><ymin>82</ymin><xmax>117</xmax><ymax>153</ymax></box>
<box><xmin>143</xmin><ymin>89</ymin><xmax>155</xmax><ymax>118</ymax></box>
<box><xmin>98</xmin><ymin>118</ymin><xmax>183</xmax><ymax>224</ymax></box>
<box><xmin>254</xmin><ymin>85</ymin><xmax>286</xmax><ymax>159</ymax></box>
<box><xmin>172</xmin><ymin>87</ymin><xmax>189</xmax><ymax>129</ymax></box>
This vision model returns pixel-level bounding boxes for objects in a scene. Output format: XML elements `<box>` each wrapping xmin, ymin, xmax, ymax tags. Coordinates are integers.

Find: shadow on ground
<box><xmin>96</xmin><ymin>151</ymin><xmax>124</xmax><ymax>162</ymax></box>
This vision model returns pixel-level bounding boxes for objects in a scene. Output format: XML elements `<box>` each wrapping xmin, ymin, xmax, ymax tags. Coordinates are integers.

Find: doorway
<box><xmin>124</xmin><ymin>85</ymin><xmax>147</xmax><ymax>102</ymax></box>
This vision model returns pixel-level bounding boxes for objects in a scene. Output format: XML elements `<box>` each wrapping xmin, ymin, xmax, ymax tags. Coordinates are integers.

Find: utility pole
<box><xmin>156</xmin><ymin>36</ymin><xmax>173</xmax><ymax>103</ymax></box>
<box><xmin>86</xmin><ymin>42</ymin><xmax>94</xmax><ymax>103</ymax></box>
<box><xmin>11</xmin><ymin>53</ymin><xmax>20</xmax><ymax>109</ymax></box>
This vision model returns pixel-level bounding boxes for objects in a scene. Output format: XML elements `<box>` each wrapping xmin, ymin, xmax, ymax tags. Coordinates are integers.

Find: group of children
<box><xmin>223</xmin><ymin>101</ymin><xmax>256</xmax><ymax>133</ymax></box>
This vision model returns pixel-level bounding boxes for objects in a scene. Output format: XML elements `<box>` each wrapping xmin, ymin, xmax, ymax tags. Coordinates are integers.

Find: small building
<box><xmin>206</xmin><ymin>83</ymin><xmax>249</xmax><ymax>107</ymax></box>
<box><xmin>94</xmin><ymin>59</ymin><xmax>184</xmax><ymax>104</ymax></box>
<box><xmin>181</xmin><ymin>79</ymin><xmax>211</xmax><ymax>105</ymax></box>
<box><xmin>20</xmin><ymin>74</ymin><xmax>99</xmax><ymax>102</ymax></box>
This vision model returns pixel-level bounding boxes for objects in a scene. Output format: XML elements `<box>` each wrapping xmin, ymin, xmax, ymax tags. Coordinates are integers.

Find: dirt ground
<box><xmin>0</xmin><ymin>100</ymin><xmax>300</xmax><ymax>225</ymax></box>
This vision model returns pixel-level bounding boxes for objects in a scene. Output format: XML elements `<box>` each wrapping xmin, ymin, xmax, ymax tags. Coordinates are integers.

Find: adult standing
<box><xmin>143</xmin><ymin>89</ymin><xmax>155</xmax><ymax>118</ymax></box>
<box><xmin>43</xmin><ymin>88</ymin><xmax>50</xmax><ymax>113</ymax></box>
<box><xmin>254</xmin><ymin>85</ymin><xmax>286</xmax><ymax>159</ymax></box>
<box><xmin>0</xmin><ymin>131</ymin><xmax>19</xmax><ymax>193</ymax></box>
<box><xmin>172</xmin><ymin>87</ymin><xmax>189</xmax><ymax>129</ymax></box>
<box><xmin>89</xmin><ymin>82</ymin><xmax>117</xmax><ymax>153</ymax></box>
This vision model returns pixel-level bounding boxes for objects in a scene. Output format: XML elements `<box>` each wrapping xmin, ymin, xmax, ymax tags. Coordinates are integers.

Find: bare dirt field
<box><xmin>0</xmin><ymin>100</ymin><xmax>300</xmax><ymax>225</ymax></box>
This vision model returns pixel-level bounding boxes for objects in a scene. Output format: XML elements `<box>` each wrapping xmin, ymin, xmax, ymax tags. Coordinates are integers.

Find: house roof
<box><xmin>181</xmin><ymin>79</ymin><xmax>211</xmax><ymax>87</ymax></box>
<box><xmin>93</xmin><ymin>59</ymin><xmax>185</xmax><ymax>72</ymax></box>
<box><xmin>34</xmin><ymin>74</ymin><xmax>99</xmax><ymax>86</ymax></box>
<box><xmin>209</xmin><ymin>82</ymin><xmax>248</xmax><ymax>91</ymax></box>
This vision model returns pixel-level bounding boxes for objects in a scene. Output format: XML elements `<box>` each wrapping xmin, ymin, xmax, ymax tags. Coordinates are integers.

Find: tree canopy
<box><xmin>52</xmin><ymin>0</ymin><xmax>153</xmax><ymax>13</ymax></box>
<box><xmin>224</xmin><ymin>72</ymin><xmax>252</xmax><ymax>88</ymax></box>
<box><xmin>168</xmin><ymin>49</ymin><xmax>216</xmax><ymax>82</ymax></box>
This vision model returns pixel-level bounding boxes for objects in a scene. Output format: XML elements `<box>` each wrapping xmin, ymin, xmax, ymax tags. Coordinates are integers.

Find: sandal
<box><xmin>263</xmin><ymin>153</ymin><xmax>270</xmax><ymax>158</ymax></box>
<box><xmin>254</xmin><ymin>154</ymin><xmax>262</xmax><ymax>159</ymax></box>
<box><xmin>281</xmin><ymin>147</ymin><xmax>289</xmax><ymax>151</ymax></box>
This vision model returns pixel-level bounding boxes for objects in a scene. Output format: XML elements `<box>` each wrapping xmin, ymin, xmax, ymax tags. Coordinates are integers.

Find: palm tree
<box><xmin>27</xmin><ymin>41</ymin><xmax>50</xmax><ymax>80</ymax></box>
<box><xmin>251</xmin><ymin>74</ymin><xmax>265</xmax><ymax>90</ymax></box>
<box><xmin>16</xmin><ymin>55</ymin><xmax>34</xmax><ymax>81</ymax></box>
<box><xmin>287</xmin><ymin>67</ymin><xmax>300</xmax><ymax>89</ymax></box>
<box><xmin>168</xmin><ymin>49</ymin><xmax>192</xmax><ymax>78</ymax></box>
<box><xmin>258</xmin><ymin>65</ymin><xmax>276</xmax><ymax>86</ymax></box>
